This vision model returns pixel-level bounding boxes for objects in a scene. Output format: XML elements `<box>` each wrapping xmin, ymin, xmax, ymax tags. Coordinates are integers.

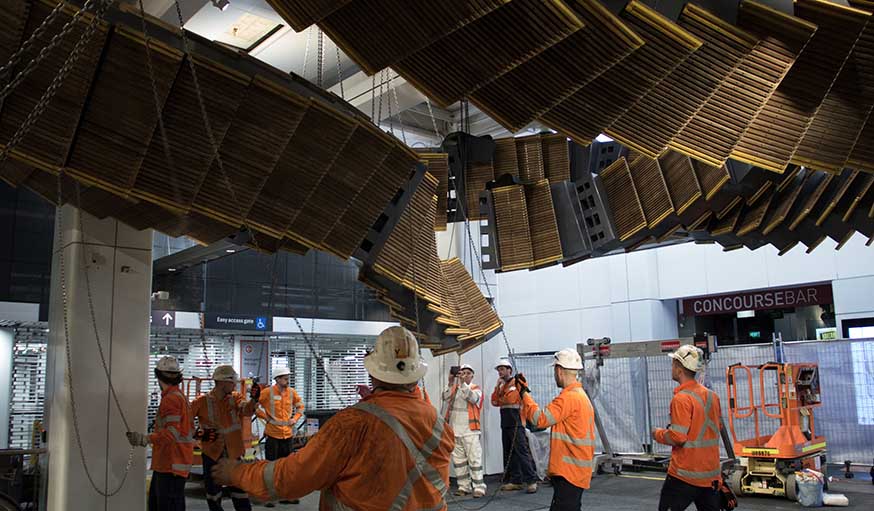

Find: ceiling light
<box><xmin>168</xmin><ymin>268</ymin><xmax>177</xmax><ymax>272</ymax></box>
<box><xmin>211</xmin><ymin>0</ymin><xmax>230</xmax><ymax>11</ymax></box>
<box><xmin>226</xmin><ymin>249</ymin><xmax>236</xmax><ymax>253</ymax></box>
<box><xmin>595</xmin><ymin>134</ymin><xmax>614</xmax><ymax>143</ymax></box>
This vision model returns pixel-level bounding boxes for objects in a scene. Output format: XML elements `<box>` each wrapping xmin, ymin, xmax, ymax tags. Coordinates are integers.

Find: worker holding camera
<box><xmin>442</xmin><ymin>364</ymin><xmax>486</xmax><ymax>498</ymax></box>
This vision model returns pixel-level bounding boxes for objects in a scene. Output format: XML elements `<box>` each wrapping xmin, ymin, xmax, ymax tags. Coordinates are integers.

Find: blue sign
<box><xmin>255</xmin><ymin>317</ymin><xmax>268</xmax><ymax>330</ymax></box>
<box><xmin>204</xmin><ymin>313</ymin><xmax>272</xmax><ymax>332</ymax></box>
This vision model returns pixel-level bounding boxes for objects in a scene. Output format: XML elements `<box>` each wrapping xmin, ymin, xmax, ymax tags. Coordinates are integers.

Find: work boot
<box><xmin>500</xmin><ymin>483</ymin><xmax>523</xmax><ymax>491</ymax></box>
<box><xmin>454</xmin><ymin>488</ymin><xmax>470</xmax><ymax>496</ymax></box>
<box><xmin>280</xmin><ymin>500</ymin><xmax>299</xmax><ymax>504</ymax></box>
<box><xmin>265</xmin><ymin>504</ymin><xmax>275</xmax><ymax>508</ymax></box>
<box><xmin>473</xmin><ymin>489</ymin><xmax>485</xmax><ymax>498</ymax></box>
<box><xmin>526</xmin><ymin>483</ymin><xmax>538</xmax><ymax>494</ymax></box>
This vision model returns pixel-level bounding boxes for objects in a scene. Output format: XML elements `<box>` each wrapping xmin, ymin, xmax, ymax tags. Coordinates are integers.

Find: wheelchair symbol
<box><xmin>256</xmin><ymin>317</ymin><xmax>267</xmax><ymax>330</ymax></box>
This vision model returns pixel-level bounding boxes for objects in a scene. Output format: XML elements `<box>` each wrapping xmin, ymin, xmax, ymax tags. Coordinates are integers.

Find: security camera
<box><xmin>151</xmin><ymin>291</ymin><xmax>170</xmax><ymax>301</ymax></box>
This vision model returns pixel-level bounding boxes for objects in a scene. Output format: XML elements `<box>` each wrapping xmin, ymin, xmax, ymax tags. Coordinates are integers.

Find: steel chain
<box><xmin>389</xmin><ymin>71</ymin><xmax>407</xmax><ymax>145</ymax></box>
<box><xmin>0</xmin><ymin>0</ymin><xmax>102</xmax><ymax>103</ymax></box>
<box><xmin>0</xmin><ymin>0</ymin><xmax>113</xmax><ymax>168</ymax></box>
<box><xmin>0</xmin><ymin>0</ymin><xmax>66</xmax><ymax>78</ymax></box>
<box><xmin>335</xmin><ymin>44</ymin><xmax>344</xmax><ymax>99</ymax></box>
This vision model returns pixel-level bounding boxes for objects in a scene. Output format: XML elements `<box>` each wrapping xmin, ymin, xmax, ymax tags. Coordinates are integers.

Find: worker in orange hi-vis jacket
<box><xmin>517</xmin><ymin>349</ymin><xmax>596</xmax><ymax>511</ymax></box>
<box><xmin>127</xmin><ymin>355</ymin><xmax>194</xmax><ymax>511</ymax></box>
<box><xmin>191</xmin><ymin>365</ymin><xmax>260</xmax><ymax>511</ymax></box>
<box><xmin>492</xmin><ymin>358</ymin><xmax>538</xmax><ymax>493</ymax></box>
<box><xmin>256</xmin><ymin>367</ymin><xmax>305</xmax><ymax>507</ymax></box>
<box><xmin>652</xmin><ymin>345</ymin><xmax>722</xmax><ymax>511</ymax></box>
<box><xmin>210</xmin><ymin>326</ymin><xmax>455</xmax><ymax>510</ymax></box>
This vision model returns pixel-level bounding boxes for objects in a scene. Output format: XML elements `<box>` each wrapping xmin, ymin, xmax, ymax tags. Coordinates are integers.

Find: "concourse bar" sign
<box><xmin>683</xmin><ymin>284</ymin><xmax>833</xmax><ymax>316</ymax></box>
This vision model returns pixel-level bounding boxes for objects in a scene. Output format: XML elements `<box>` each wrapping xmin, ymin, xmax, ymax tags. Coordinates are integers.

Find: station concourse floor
<box><xmin>184</xmin><ymin>473</ymin><xmax>874</xmax><ymax>511</ymax></box>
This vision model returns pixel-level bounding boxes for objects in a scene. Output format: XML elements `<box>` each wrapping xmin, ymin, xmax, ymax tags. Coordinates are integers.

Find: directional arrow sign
<box><xmin>151</xmin><ymin>310</ymin><xmax>176</xmax><ymax>328</ymax></box>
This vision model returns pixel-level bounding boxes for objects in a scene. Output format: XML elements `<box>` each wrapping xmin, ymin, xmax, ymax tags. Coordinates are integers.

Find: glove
<box><xmin>249</xmin><ymin>383</ymin><xmax>261</xmax><ymax>401</ymax></box>
<box><xmin>126</xmin><ymin>431</ymin><xmax>149</xmax><ymax>447</ymax></box>
<box><xmin>717</xmin><ymin>479</ymin><xmax>737</xmax><ymax>511</ymax></box>
<box><xmin>195</xmin><ymin>428</ymin><xmax>219</xmax><ymax>443</ymax></box>
<box><xmin>515</xmin><ymin>373</ymin><xmax>529</xmax><ymax>395</ymax></box>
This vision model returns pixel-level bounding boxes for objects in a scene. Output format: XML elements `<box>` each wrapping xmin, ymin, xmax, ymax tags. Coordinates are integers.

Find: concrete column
<box><xmin>43</xmin><ymin>206</ymin><xmax>152</xmax><ymax>511</ymax></box>
<box><xmin>0</xmin><ymin>328</ymin><xmax>13</xmax><ymax>449</ymax></box>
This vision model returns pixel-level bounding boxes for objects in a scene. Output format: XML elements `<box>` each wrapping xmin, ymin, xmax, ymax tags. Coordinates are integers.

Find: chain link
<box><xmin>389</xmin><ymin>71</ymin><xmax>407</xmax><ymax>145</ymax></box>
<box><xmin>424</xmin><ymin>97</ymin><xmax>441</xmax><ymax>141</ymax></box>
<box><xmin>0</xmin><ymin>0</ymin><xmax>112</xmax><ymax>168</ymax></box>
<box><xmin>335</xmin><ymin>43</ymin><xmax>344</xmax><ymax>100</ymax></box>
<box><xmin>316</xmin><ymin>28</ymin><xmax>324</xmax><ymax>88</ymax></box>
<box><xmin>0</xmin><ymin>0</ymin><xmax>66</xmax><ymax>78</ymax></box>
<box><xmin>0</xmin><ymin>0</ymin><xmax>102</xmax><ymax>103</ymax></box>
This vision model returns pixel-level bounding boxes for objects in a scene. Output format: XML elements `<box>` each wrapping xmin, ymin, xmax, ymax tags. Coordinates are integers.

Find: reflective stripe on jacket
<box><xmin>257</xmin><ymin>385</ymin><xmax>305</xmax><ymax>440</ymax></box>
<box><xmin>149</xmin><ymin>385</ymin><xmax>195</xmax><ymax>477</ymax></box>
<box><xmin>521</xmin><ymin>382</ymin><xmax>596</xmax><ymax>489</ymax></box>
<box><xmin>230</xmin><ymin>388</ymin><xmax>454</xmax><ymax>511</ymax></box>
<box><xmin>442</xmin><ymin>383</ymin><xmax>483</xmax><ymax>431</ymax></box>
<box><xmin>191</xmin><ymin>391</ymin><xmax>252</xmax><ymax>460</ymax></box>
<box><xmin>491</xmin><ymin>378</ymin><xmax>524</xmax><ymax>428</ymax></box>
<box><xmin>654</xmin><ymin>380</ymin><xmax>722</xmax><ymax>487</ymax></box>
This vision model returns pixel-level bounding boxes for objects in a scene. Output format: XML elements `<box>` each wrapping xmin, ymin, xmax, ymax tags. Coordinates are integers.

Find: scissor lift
<box><xmin>725</xmin><ymin>363</ymin><xmax>827</xmax><ymax>501</ymax></box>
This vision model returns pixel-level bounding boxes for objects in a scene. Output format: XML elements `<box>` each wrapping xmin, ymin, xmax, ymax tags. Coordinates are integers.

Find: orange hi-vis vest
<box><xmin>149</xmin><ymin>385</ymin><xmax>195</xmax><ymax>477</ymax></box>
<box><xmin>191</xmin><ymin>390</ymin><xmax>252</xmax><ymax>460</ymax></box>
<box><xmin>521</xmin><ymin>381</ymin><xmax>596</xmax><ymax>489</ymax></box>
<box><xmin>654</xmin><ymin>380</ymin><xmax>722</xmax><ymax>488</ymax></box>
<box><xmin>257</xmin><ymin>385</ymin><xmax>305</xmax><ymax>440</ymax></box>
<box><xmin>229</xmin><ymin>388</ymin><xmax>454</xmax><ymax>511</ymax></box>
<box><xmin>443</xmin><ymin>383</ymin><xmax>483</xmax><ymax>431</ymax></box>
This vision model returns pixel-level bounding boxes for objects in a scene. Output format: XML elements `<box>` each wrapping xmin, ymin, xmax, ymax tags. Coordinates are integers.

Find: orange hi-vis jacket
<box><xmin>442</xmin><ymin>383</ymin><xmax>483</xmax><ymax>431</ymax></box>
<box><xmin>521</xmin><ymin>381</ymin><xmax>596</xmax><ymax>489</ymax></box>
<box><xmin>492</xmin><ymin>377</ymin><xmax>524</xmax><ymax>428</ymax></box>
<box><xmin>654</xmin><ymin>380</ymin><xmax>723</xmax><ymax>488</ymax></box>
<box><xmin>191</xmin><ymin>390</ymin><xmax>254</xmax><ymax>461</ymax></box>
<box><xmin>149</xmin><ymin>385</ymin><xmax>195</xmax><ymax>478</ymax></box>
<box><xmin>257</xmin><ymin>385</ymin><xmax>305</xmax><ymax>440</ymax></box>
<box><xmin>230</xmin><ymin>388</ymin><xmax>455</xmax><ymax>511</ymax></box>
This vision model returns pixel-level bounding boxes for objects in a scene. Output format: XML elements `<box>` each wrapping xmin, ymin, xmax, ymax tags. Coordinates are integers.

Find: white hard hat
<box><xmin>273</xmin><ymin>367</ymin><xmax>291</xmax><ymax>379</ymax></box>
<box><xmin>459</xmin><ymin>363</ymin><xmax>474</xmax><ymax>373</ymax></box>
<box><xmin>669</xmin><ymin>345</ymin><xmax>703</xmax><ymax>372</ymax></box>
<box><xmin>156</xmin><ymin>355</ymin><xmax>182</xmax><ymax>373</ymax></box>
<box><xmin>494</xmin><ymin>359</ymin><xmax>512</xmax><ymax>370</ymax></box>
<box><xmin>212</xmin><ymin>365</ymin><xmax>239</xmax><ymax>382</ymax></box>
<box><xmin>364</xmin><ymin>326</ymin><xmax>427</xmax><ymax>384</ymax></box>
<box><xmin>551</xmin><ymin>348</ymin><xmax>583</xmax><ymax>370</ymax></box>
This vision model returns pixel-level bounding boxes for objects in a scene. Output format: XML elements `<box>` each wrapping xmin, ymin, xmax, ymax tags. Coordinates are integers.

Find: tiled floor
<box><xmin>184</xmin><ymin>473</ymin><xmax>874</xmax><ymax>511</ymax></box>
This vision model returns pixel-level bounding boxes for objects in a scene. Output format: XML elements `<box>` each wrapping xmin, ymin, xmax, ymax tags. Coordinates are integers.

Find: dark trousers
<box><xmin>501</xmin><ymin>427</ymin><xmax>537</xmax><ymax>484</ymax></box>
<box><xmin>658</xmin><ymin>475</ymin><xmax>720</xmax><ymax>511</ymax></box>
<box><xmin>550</xmin><ymin>476</ymin><xmax>584</xmax><ymax>511</ymax></box>
<box><xmin>149</xmin><ymin>471</ymin><xmax>186</xmax><ymax>511</ymax></box>
<box><xmin>265</xmin><ymin>436</ymin><xmax>293</xmax><ymax>461</ymax></box>
<box><xmin>202</xmin><ymin>454</ymin><xmax>252</xmax><ymax>511</ymax></box>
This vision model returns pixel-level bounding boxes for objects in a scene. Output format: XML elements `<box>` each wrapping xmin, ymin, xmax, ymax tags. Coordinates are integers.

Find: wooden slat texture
<box><xmin>789</xmin><ymin>173</ymin><xmax>834</xmax><ymax>230</ymax></box>
<box><xmin>66</xmin><ymin>28</ymin><xmax>188</xmax><ymax>196</ymax></box>
<box><xmin>732</xmin><ymin>0</ymin><xmax>870</xmax><ymax>173</ymax></box>
<box><xmin>492</xmin><ymin>184</ymin><xmax>534</xmax><ymax>271</ymax></box>
<box><xmin>393</xmin><ymin>0</ymin><xmax>584</xmax><ymax>108</ymax></box>
<box><xmin>324</xmin><ymin>144</ymin><xmax>419</xmax><ymax>258</ymax></box>
<box><xmin>599</xmin><ymin>158</ymin><xmax>647</xmax><ymax>241</ymax></box>
<box><xmin>516</xmin><ymin>134</ymin><xmax>544</xmax><ymax>182</ymax></box>
<box><xmin>542</xmin><ymin>134</ymin><xmax>570</xmax><ymax>183</ymax></box>
<box><xmin>191</xmin><ymin>78</ymin><xmax>307</xmax><ymax>227</ymax></box>
<box><xmin>421</xmin><ymin>153</ymin><xmax>450</xmax><ymax>231</ymax></box>
<box><xmin>792</xmin><ymin>18</ymin><xmax>874</xmax><ymax>172</ymax></box>
<box><xmin>608</xmin><ymin>4</ymin><xmax>757</xmax><ymax>159</ymax></box>
<box><xmin>493</xmin><ymin>137</ymin><xmax>519</xmax><ymax>178</ymax></box>
<box><xmin>762</xmin><ymin>170</ymin><xmax>808</xmax><ymax>235</ymax></box>
<box><xmin>692</xmin><ymin>159</ymin><xmax>730</xmax><ymax>200</ymax></box>
<box><xmin>736</xmin><ymin>194</ymin><xmax>773</xmax><ymax>236</ymax></box>
<box><xmin>263</xmin><ymin>0</ymin><xmax>353</xmax><ymax>32</ymax></box>
<box><xmin>318</xmin><ymin>0</ymin><xmax>508</xmax><ymax>75</ymax></box>
<box><xmin>246</xmin><ymin>101</ymin><xmax>354</xmax><ymax>239</ymax></box>
<box><xmin>541</xmin><ymin>0</ymin><xmax>701</xmax><ymax>145</ymax></box>
<box><xmin>0</xmin><ymin>2</ymin><xmax>110</xmax><ymax>183</ymax></box>
<box><xmin>658</xmin><ymin>151</ymin><xmax>702</xmax><ymax>215</ymax></box>
<box><xmin>670</xmin><ymin>0</ymin><xmax>816</xmax><ymax>167</ymax></box>
<box><xmin>628</xmin><ymin>155</ymin><xmax>674</xmax><ymax>228</ymax></box>
<box><xmin>132</xmin><ymin>55</ymin><xmax>246</xmax><ymax>211</ymax></box>
<box><xmin>469</xmin><ymin>0</ymin><xmax>643</xmax><ymax>132</ymax></box>
<box><xmin>525</xmin><ymin>179</ymin><xmax>563</xmax><ymax>266</ymax></box>
<box><xmin>290</xmin><ymin>122</ymin><xmax>394</xmax><ymax>253</ymax></box>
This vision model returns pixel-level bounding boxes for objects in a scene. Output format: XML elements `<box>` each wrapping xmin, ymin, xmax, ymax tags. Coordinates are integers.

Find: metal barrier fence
<box><xmin>513</xmin><ymin>338</ymin><xmax>874</xmax><ymax>464</ymax></box>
